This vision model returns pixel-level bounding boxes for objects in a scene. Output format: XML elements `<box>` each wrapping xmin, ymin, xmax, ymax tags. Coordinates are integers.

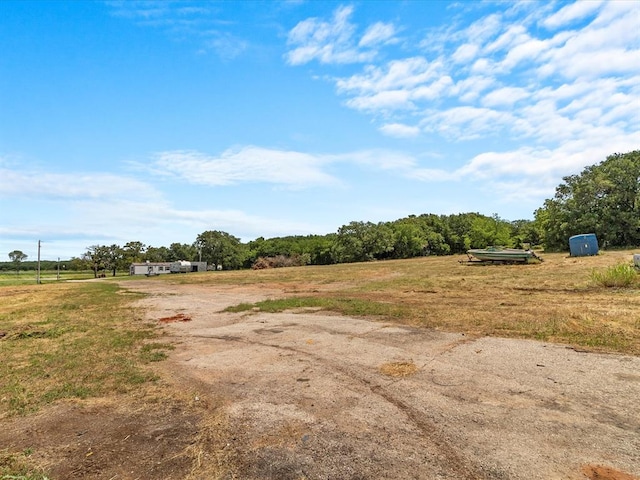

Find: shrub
<box><xmin>590</xmin><ymin>263</ymin><xmax>638</xmax><ymax>288</ymax></box>
<box><xmin>251</xmin><ymin>254</ymin><xmax>310</xmax><ymax>269</ymax></box>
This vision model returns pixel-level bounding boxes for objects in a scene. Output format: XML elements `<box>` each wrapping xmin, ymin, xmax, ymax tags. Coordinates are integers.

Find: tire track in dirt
<box><xmin>179</xmin><ymin>330</ymin><xmax>490</xmax><ymax>479</ymax></box>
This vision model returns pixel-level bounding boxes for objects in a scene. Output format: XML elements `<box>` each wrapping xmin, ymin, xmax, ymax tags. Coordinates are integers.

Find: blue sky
<box><xmin>1</xmin><ymin>1</ymin><xmax>639</xmax><ymax>261</ymax></box>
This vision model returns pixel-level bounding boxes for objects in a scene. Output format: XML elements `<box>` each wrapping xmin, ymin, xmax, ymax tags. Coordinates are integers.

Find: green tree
<box><xmin>145</xmin><ymin>246</ymin><xmax>172</xmax><ymax>262</ymax></box>
<box><xmin>195</xmin><ymin>230</ymin><xmax>245</xmax><ymax>270</ymax></box>
<box><xmin>169</xmin><ymin>243</ymin><xmax>198</xmax><ymax>261</ymax></box>
<box><xmin>122</xmin><ymin>241</ymin><xmax>146</xmax><ymax>264</ymax></box>
<box><xmin>105</xmin><ymin>244</ymin><xmax>124</xmax><ymax>277</ymax></box>
<box><xmin>510</xmin><ymin>219</ymin><xmax>542</xmax><ymax>248</ymax></box>
<box><xmin>8</xmin><ymin>250</ymin><xmax>28</xmax><ymax>275</ymax></box>
<box><xmin>468</xmin><ymin>214</ymin><xmax>513</xmax><ymax>249</ymax></box>
<box><xmin>536</xmin><ymin>150</ymin><xmax>640</xmax><ymax>250</ymax></box>
<box><xmin>68</xmin><ymin>256</ymin><xmax>87</xmax><ymax>271</ymax></box>
<box><xmin>334</xmin><ymin>221</ymin><xmax>395</xmax><ymax>263</ymax></box>
<box><xmin>389</xmin><ymin>220</ymin><xmax>427</xmax><ymax>259</ymax></box>
<box><xmin>83</xmin><ymin>245</ymin><xmax>110</xmax><ymax>278</ymax></box>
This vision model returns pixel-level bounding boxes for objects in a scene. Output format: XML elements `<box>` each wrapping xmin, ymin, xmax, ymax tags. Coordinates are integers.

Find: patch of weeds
<box><xmin>0</xmin><ymin>448</ymin><xmax>50</xmax><ymax>480</ymax></box>
<box><xmin>224</xmin><ymin>302</ymin><xmax>257</xmax><ymax>313</ymax></box>
<box><xmin>41</xmin><ymin>383</ymin><xmax>90</xmax><ymax>403</ymax></box>
<box><xmin>590</xmin><ymin>263</ymin><xmax>638</xmax><ymax>288</ymax></box>
<box><xmin>6</xmin><ymin>326</ymin><xmax>67</xmax><ymax>341</ymax></box>
<box><xmin>140</xmin><ymin>343</ymin><xmax>175</xmax><ymax>363</ymax></box>
<box><xmin>226</xmin><ymin>296</ymin><xmax>405</xmax><ymax>320</ymax></box>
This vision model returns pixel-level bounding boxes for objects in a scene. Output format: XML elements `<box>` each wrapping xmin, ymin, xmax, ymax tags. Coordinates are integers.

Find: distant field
<box><xmin>0</xmin><ymin>270</ymin><xmax>128</xmax><ymax>286</ymax></box>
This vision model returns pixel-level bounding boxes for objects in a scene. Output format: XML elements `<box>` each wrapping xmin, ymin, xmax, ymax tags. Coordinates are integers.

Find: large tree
<box><xmin>83</xmin><ymin>245</ymin><xmax>110</xmax><ymax>278</ymax></box>
<box><xmin>8</xmin><ymin>250</ymin><xmax>27</xmax><ymax>275</ymax></box>
<box><xmin>168</xmin><ymin>243</ymin><xmax>198</xmax><ymax>262</ymax></box>
<box><xmin>334</xmin><ymin>221</ymin><xmax>395</xmax><ymax>263</ymax></box>
<box><xmin>468</xmin><ymin>214</ymin><xmax>514</xmax><ymax>249</ymax></box>
<box><xmin>195</xmin><ymin>230</ymin><xmax>245</xmax><ymax>270</ymax></box>
<box><xmin>536</xmin><ymin>150</ymin><xmax>640</xmax><ymax>251</ymax></box>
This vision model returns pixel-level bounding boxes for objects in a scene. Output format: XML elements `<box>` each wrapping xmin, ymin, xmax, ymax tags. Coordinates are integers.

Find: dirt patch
<box><xmin>159</xmin><ymin>313</ymin><xmax>192</xmax><ymax>323</ymax></box>
<box><xmin>129</xmin><ymin>281</ymin><xmax>640</xmax><ymax>479</ymax></box>
<box><xmin>582</xmin><ymin>465</ymin><xmax>640</xmax><ymax>480</ymax></box>
<box><xmin>1</xmin><ymin>398</ymin><xmax>191</xmax><ymax>479</ymax></box>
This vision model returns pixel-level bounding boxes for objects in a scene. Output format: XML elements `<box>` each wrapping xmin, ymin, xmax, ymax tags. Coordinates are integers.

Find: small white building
<box><xmin>129</xmin><ymin>262</ymin><xmax>172</xmax><ymax>276</ymax></box>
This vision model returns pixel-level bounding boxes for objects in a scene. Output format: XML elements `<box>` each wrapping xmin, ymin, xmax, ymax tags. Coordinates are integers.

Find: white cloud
<box><xmin>481</xmin><ymin>86</ymin><xmax>529</xmax><ymax>107</ymax></box>
<box><xmin>466</xmin><ymin>13</ymin><xmax>503</xmax><ymax>44</ymax></box>
<box><xmin>336</xmin><ymin>57</ymin><xmax>442</xmax><ymax>93</ymax></box>
<box><xmin>286</xmin><ymin>5</ymin><xmax>395</xmax><ymax>65</ymax></box>
<box><xmin>151</xmin><ymin>147</ymin><xmax>340</xmax><ymax>189</ymax></box>
<box><xmin>543</xmin><ymin>0</ymin><xmax>604</xmax><ymax>29</ymax></box>
<box><xmin>452</xmin><ymin>43</ymin><xmax>479</xmax><ymax>63</ymax></box>
<box><xmin>300</xmin><ymin>0</ymin><xmax>639</xmax><ymax>200</ymax></box>
<box><xmin>359</xmin><ymin>22</ymin><xmax>397</xmax><ymax>47</ymax></box>
<box><xmin>456</xmin><ymin>131</ymin><xmax>640</xmax><ymax>183</ymax></box>
<box><xmin>420</xmin><ymin>107</ymin><xmax>515</xmax><ymax>140</ymax></box>
<box><xmin>345</xmin><ymin>89</ymin><xmax>413</xmax><ymax>112</ymax></box>
<box><xmin>484</xmin><ymin>24</ymin><xmax>528</xmax><ymax>54</ymax></box>
<box><xmin>453</xmin><ymin>75</ymin><xmax>496</xmax><ymax>102</ymax></box>
<box><xmin>0</xmin><ymin>167</ymin><xmax>159</xmax><ymax>201</ymax></box>
<box><xmin>379</xmin><ymin>123</ymin><xmax>420</xmax><ymax>138</ymax></box>
<box><xmin>335</xmin><ymin>57</ymin><xmax>452</xmax><ymax>112</ymax></box>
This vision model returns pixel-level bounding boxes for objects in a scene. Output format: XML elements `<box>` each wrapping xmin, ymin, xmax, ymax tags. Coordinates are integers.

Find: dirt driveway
<box><xmin>122</xmin><ymin>280</ymin><xmax>640</xmax><ymax>480</ymax></box>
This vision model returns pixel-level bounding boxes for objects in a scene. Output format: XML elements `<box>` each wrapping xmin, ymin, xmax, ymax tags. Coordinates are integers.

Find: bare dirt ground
<box><xmin>2</xmin><ymin>279</ymin><xmax>639</xmax><ymax>479</ymax></box>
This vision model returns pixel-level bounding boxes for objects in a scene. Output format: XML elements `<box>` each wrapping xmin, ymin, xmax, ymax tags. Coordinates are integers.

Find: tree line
<box><xmin>5</xmin><ymin>150</ymin><xmax>638</xmax><ymax>275</ymax></box>
<box><xmin>66</xmin><ymin>212</ymin><xmax>541</xmax><ymax>276</ymax></box>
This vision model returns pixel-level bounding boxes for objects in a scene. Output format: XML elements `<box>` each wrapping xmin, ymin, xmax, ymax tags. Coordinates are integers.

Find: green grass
<box><xmin>590</xmin><ymin>262</ymin><xmax>638</xmax><ymax>288</ymax></box>
<box><xmin>0</xmin><ymin>282</ymin><xmax>165</xmax><ymax>417</ymax></box>
<box><xmin>140</xmin><ymin>342</ymin><xmax>175</xmax><ymax>362</ymax></box>
<box><xmin>226</xmin><ymin>296</ymin><xmax>407</xmax><ymax>319</ymax></box>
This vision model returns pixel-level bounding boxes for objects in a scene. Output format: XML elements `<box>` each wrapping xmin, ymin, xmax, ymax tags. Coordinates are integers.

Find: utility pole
<box><xmin>37</xmin><ymin>240</ymin><xmax>41</xmax><ymax>284</ymax></box>
<box><xmin>57</xmin><ymin>257</ymin><xmax>60</xmax><ymax>281</ymax></box>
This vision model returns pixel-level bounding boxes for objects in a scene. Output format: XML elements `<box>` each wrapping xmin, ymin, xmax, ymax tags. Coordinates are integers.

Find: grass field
<box><xmin>0</xmin><ymin>250</ymin><xmax>638</xmax><ymax>478</ymax></box>
<box><xmin>164</xmin><ymin>250</ymin><xmax>640</xmax><ymax>355</ymax></box>
<box><xmin>0</xmin><ymin>281</ymin><xmax>168</xmax><ymax>418</ymax></box>
<box><xmin>2</xmin><ymin>250</ymin><xmax>638</xmax><ymax>417</ymax></box>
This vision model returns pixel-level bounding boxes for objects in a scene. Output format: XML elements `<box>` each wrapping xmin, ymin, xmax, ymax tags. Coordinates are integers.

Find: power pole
<box><xmin>57</xmin><ymin>257</ymin><xmax>60</xmax><ymax>281</ymax></box>
<box><xmin>37</xmin><ymin>240</ymin><xmax>41</xmax><ymax>284</ymax></box>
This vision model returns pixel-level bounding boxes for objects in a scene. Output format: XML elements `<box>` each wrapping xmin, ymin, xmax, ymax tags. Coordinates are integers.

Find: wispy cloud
<box><xmin>106</xmin><ymin>0</ymin><xmax>247</xmax><ymax>58</ymax></box>
<box><xmin>0</xmin><ymin>165</ymin><xmax>160</xmax><ymax>201</ymax></box>
<box><xmin>148</xmin><ymin>147</ymin><xmax>340</xmax><ymax>189</ymax></box>
<box><xmin>542</xmin><ymin>0</ymin><xmax>604</xmax><ymax>29</ymax></box>
<box><xmin>287</xmin><ymin>1</ymin><xmax>640</xmax><ymax>199</ymax></box>
<box><xmin>285</xmin><ymin>5</ymin><xmax>398</xmax><ymax>65</ymax></box>
<box><xmin>146</xmin><ymin>146</ymin><xmax>466</xmax><ymax>188</ymax></box>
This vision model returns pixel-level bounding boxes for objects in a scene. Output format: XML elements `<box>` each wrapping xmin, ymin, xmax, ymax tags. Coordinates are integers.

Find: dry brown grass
<box><xmin>0</xmin><ymin>282</ymin><xmax>159</xmax><ymax>417</ymax></box>
<box><xmin>379</xmin><ymin>361</ymin><xmax>419</xmax><ymax>377</ymax></box>
<box><xmin>166</xmin><ymin>250</ymin><xmax>640</xmax><ymax>355</ymax></box>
